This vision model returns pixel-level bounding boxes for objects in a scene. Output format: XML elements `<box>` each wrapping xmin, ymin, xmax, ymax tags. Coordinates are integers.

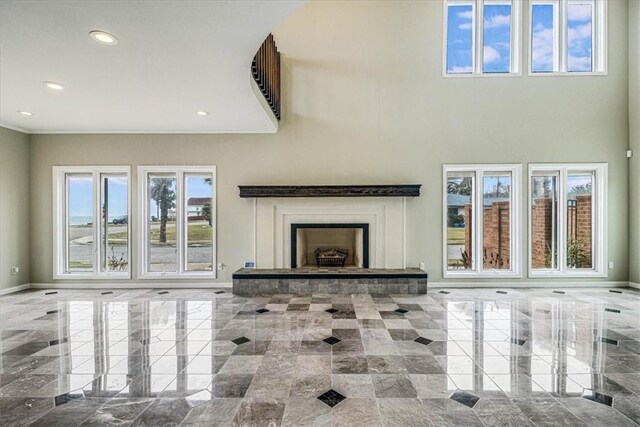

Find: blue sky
<box><xmin>447</xmin><ymin>4</ymin><xmax>511</xmax><ymax>73</ymax></box>
<box><xmin>68</xmin><ymin>176</ymin><xmax>128</xmax><ymax>218</ymax></box>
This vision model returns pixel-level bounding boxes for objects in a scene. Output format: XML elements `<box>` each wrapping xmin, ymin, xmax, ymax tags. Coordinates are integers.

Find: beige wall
<box><xmin>630</xmin><ymin>0</ymin><xmax>640</xmax><ymax>284</ymax></box>
<box><xmin>0</xmin><ymin>127</ymin><xmax>30</xmax><ymax>290</ymax></box>
<box><xmin>29</xmin><ymin>0</ymin><xmax>630</xmax><ymax>284</ymax></box>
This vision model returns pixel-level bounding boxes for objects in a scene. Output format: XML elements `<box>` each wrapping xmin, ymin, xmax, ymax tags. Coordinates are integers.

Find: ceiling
<box><xmin>0</xmin><ymin>1</ymin><xmax>305</xmax><ymax>134</ymax></box>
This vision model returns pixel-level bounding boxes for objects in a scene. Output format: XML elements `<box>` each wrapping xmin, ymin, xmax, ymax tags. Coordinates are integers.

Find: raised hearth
<box><xmin>233</xmin><ymin>268</ymin><xmax>428</xmax><ymax>296</ymax></box>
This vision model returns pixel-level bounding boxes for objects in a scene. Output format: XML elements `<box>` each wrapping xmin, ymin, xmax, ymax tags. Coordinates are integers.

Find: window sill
<box><xmin>528</xmin><ymin>270</ymin><xmax>607</xmax><ymax>279</ymax></box>
<box><xmin>53</xmin><ymin>273</ymin><xmax>131</xmax><ymax>280</ymax></box>
<box><xmin>528</xmin><ymin>71</ymin><xmax>608</xmax><ymax>77</ymax></box>
<box><xmin>137</xmin><ymin>273</ymin><xmax>217</xmax><ymax>280</ymax></box>
<box><xmin>444</xmin><ymin>271</ymin><xmax>522</xmax><ymax>279</ymax></box>
<box><xmin>443</xmin><ymin>72</ymin><xmax>522</xmax><ymax>79</ymax></box>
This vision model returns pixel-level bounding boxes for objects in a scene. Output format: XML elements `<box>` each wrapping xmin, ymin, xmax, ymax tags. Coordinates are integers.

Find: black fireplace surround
<box><xmin>291</xmin><ymin>223</ymin><xmax>369</xmax><ymax>269</ymax></box>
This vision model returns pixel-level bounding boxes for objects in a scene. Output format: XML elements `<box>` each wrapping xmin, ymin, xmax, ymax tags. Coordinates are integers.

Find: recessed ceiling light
<box><xmin>89</xmin><ymin>30</ymin><xmax>118</xmax><ymax>45</ymax></box>
<box><xmin>196</xmin><ymin>111</ymin><xmax>209</xmax><ymax>116</ymax></box>
<box><xmin>44</xmin><ymin>81</ymin><xmax>64</xmax><ymax>90</ymax></box>
<box><xmin>18</xmin><ymin>111</ymin><xmax>33</xmax><ymax>116</ymax></box>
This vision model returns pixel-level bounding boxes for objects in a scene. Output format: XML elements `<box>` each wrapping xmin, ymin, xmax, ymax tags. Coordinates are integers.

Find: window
<box><xmin>138</xmin><ymin>166</ymin><xmax>216</xmax><ymax>278</ymax></box>
<box><xmin>529</xmin><ymin>163</ymin><xmax>607</xmax><ymax>277</ymax></box>
<box><xmin>444</xmin><ymin>0</ymin><xmax>522</xmax><ymax>76</ymax></box>
<box><xmin>530</xmin><ymin>0</ymin><xmax>606</xmax><ymax>74</ymax></box>
<box><xmin>53</xmin><ymin>166</ymin><xmax>131</xmax><ymax>279</ymax></box>
<box><xmin>443</xmin><ymin>164</ymin><xmax>521</xmax><ymax>277</ymax></box>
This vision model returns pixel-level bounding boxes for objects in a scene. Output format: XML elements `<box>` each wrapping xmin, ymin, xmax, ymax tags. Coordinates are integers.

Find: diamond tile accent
<box><xmin>582</xmin><ymin>389</ymin><xmax>613</xmax><ymax>406</ymax></box>
<box><xmin>215</xmin><ymin>291</ymin><xmax>225</xmax><ymax>294</ymax></box>
<box><xmin>323</xmin><ymin>336</ymin><xmax>341</xmax><ymax>345</ymax></box>
<box><xmin>325</xmin><ymin>308</ymin><xmax>338</xmax><ymax>314</ymax></box>
<box><xmin>157</xmin><ymin>291</ymin><xmax>170</xmax><ymax>295</ymax></box>
<box><xmin>599</xmin><ymin>337</ymin><xmax>618</xmax><ymax>346</ymax></box>
<box><xmin>553</xmin><ymin>290</ymin><xmax>566</xmax><ymax>294</ymax></box>
<box><xmin>46</xmin><ymin>310</ymin><xmax>59</xmax><ymax>315</ymax></box>
<box><xmin>535</xmin><ymin>309</ymin><xmax>551</xmax><ymax>314</ymax></box>
<box><xmin>101</xmin><ymin>291</ymin><xmax>113</xmax><ymax>295</ymax></box>
<box><xmin>604</xmin><ymin>308</ymin><xmax>620</xmax><ymax>314</ymax></box>
<box><xmin>49</xmin><ymin>338</ymin><xmax>68</xmax><ymax>346</ymax></box>
<box><xmin>450</xmin><ymin>390</ymin><xmax>480</xmax><ymax>408</ymax></box>
<box><xmin>609</xmin><ymin>290</ymin><xmax>623</xmax><ymax>294</ymax></box>
<box><xmin>317</xmin><ymin>389</ymin><xmax>346</xmax><ymax>407</ymax></box>
<box><xmin>511</xmin><ymin>338</ymin><xmax>526</xmax><ymax>346</ymax></box>
<box><xmin>54</xmin><ymin>392</ymin><xmax>82</xmax><ymax>406</ymax></box>
<box><xmin>45</xmin><ymin>291</ymin><xmax>57</xmax><ymax>295</ymax></box>
<box><xmin>256</xmin><ymin>308</ymin><xmax>270</xmax><ymax>314</ymax></box>
<box><xmin>394</xmin><ymin>308</ymin><xmax>408</xmax><ymax>314</ymax></box>
<box><xmin>496</xmin><ymin>291</ymin><xmax>508</xmax><ymax>294</ymax></box>
<box><xmin>232</xmin><ymin>337</ymin><xmax>251</xmax><ymax>345</ymax></box>
<box><xmin>414</xmin><ymin>337</ymin><xmax>433</xmax><ymax>346</ymax></box>
<box><xmin>438</xmin><ymin>291</ymin><xmax>450</xmax><ymax>295</ymax></box>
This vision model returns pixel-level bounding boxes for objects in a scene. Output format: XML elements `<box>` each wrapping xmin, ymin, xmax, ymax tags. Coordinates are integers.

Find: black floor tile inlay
<box><xmin>45</xmin><ymin>291</ymin><xmax>58</xmax><ymax>295</ymax></box>
<box><xmin>438</xmin><ymin>291</ymin><xmax>450</xmax><ymax>294</ymax></box>
<box><xmin>232</xmin><ymin>337</ymin><xmax>251</xmax><ymax>345</ymax></box>
<box><xmin>215</xmin><ymin>291</ymin><xmax>225</xmax><ymax>294</ymax></box>
<box><xmin>49</xmin><ymin>338</ymin><xmax>68</xmax><ymax>346</ymax></box>
<box><xmin>496</xmin><ymin>291</ymin><xmax>508</xmax><ymax>294</ymax></box>
<box><xmin>323</xmin><ymin>336</ymin><xmax>341</xmax><ymax>345</ymax></box>
<box><xmin>46</xmin><ymin>310</ymin><xmax>59</xmax><ymax>315</ymax></box>
<box><xmin>157</xmin><ymin>291</ymin><xmax>170</xmax><ymax>295</ymax></box>
<box><xmin>54</xmin><ymin>392</ymin><xmax>82</xmax><ymax>406</ymax></box>
<box><xmin>317</xmin><ymin>389</ymin><xmax>346</xmax><ymax>407</ymax></box>
<box><xmin>325</xmin><ymin>308</ymin><xmax>338</xmax><ymax>314</ymax></box>
<box><xmin>101</xmin><ymin>291</ymin><xmax>113</xmax><ymax>295</ymax></box>
<box><xmin>394</xmin><ymin>308</ymin><xmax>408</xmax><ymax>314</ymax></box>
<box><xmin>609</xmin><ymin>290</ymin><xmax>623</xmax><ymax>294</ymax></box>
<box><xmin>414</xmin><ymin>337</ymin><xmax>433</xmax><ymax>346</ymax></box>
<box><xmin>582</xmin><ymin>389</ymin><xmax>613</xmax><ymax>406</ymax></box>
<box><xmin>535</xmin><ymin>309</ymin><xmax>551</xmax><ymax>314</ymax></box>
<box><xmin>256</xmin><ymin>308</ymin><xmax>270</xmax><ymax>314</ymax></box>
<box><xmin>553</xmin><ymin>290</ymin><xmax>566</xmax><ymax>294</ymax></box>
<box><xmin>604</xmin><ymin>308</ymin><xmax>621</xmax><ymax>314</ymax></box>
<box><xmin>511</xmin><ymin>338</ymin><xmax>526</xmax><ymax>346</ymax></box>
<box><xmin>450</xmin><ymin>390</ymin><xmax>480</xmax><ymax>408</ymax></box>
<box><xmin>599</xmin><ymin>337</ymin><xmax>618</xmax><ymax>346</ymax></box>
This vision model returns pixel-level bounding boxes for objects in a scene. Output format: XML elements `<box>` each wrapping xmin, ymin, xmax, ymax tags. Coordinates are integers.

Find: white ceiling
<box><xmin>0</xmin><ymin>0</ymin><xmax>305</xmax><ymax>134</ymax></box>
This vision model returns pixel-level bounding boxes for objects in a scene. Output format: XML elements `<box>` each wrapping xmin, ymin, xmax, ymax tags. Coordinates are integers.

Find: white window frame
<box><xmin>443</xmin><ymin>164</ymin><xmax>522</xmax><ymax>278</ymax></box>
<box><xmin>528</xmin><ymin>0</ymin><xmax>607</xmax><ymax>76</ymax></box>
<box><xmin>443</xmin><ymin>0</ymin><xmax>523</xmax><ymax>77</ymax></box>
<box><xmin>528</xmin><ymin>163</ymin><xmax>607</xmax><ymax>277</ymax></box>
<box><xmin>138</xmin><ymin>165</ymin><xmax>217</xmax><ymax>279</ymax></box>
<box><xmin>53</xmin><ymin>166</ymin><xmax>132</xmax><ymax>280</ymax></box>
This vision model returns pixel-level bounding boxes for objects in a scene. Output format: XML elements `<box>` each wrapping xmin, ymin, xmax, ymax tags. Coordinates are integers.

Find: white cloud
<box><xmin>458</xmin><ymin>22</ymin><xmax>472</xmax><ymax>30</ymax></box>
<box><xmin>568</xmin><ymin>55</ymin><xmax>592</xmax><ymax>71</ymax></box>
<box><xmin>568</xmin><ymin>23</ymin><xmax>592</xmax><ymax>43</ymax></box>
<box><xmin>532</xmin><ymin>26</ymin><xmax>554</xmax><ymax>70</ymax></box>
<box><xmin>568</xmin><ymin>4</ymin><xmax>592</xmax><ymax>22</ymax></box>
<box><xmin>484</xmin><ymin>14</ymin><xmax>511</xmax><ymax>29</ymax></box>
<box><xmin>450</xmin><ymin>66</ymin><xmax>473</xmax><ymax>73</ymax></box>
<box><xmin>457</xmin><ymin>10</ymin><xmax>473</xmax><ymax>20</ymax></box>
<box><xmin>483</xmin><ymin>46</ymin><xmax>501</xmax><ymax>63</ymax></box>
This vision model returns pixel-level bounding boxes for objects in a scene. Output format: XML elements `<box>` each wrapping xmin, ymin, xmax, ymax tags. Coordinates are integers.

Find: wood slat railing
<box><xmin>252</xmin><ymin>34</ymin><xmax>281</xmax><ymax>120</ymax></box>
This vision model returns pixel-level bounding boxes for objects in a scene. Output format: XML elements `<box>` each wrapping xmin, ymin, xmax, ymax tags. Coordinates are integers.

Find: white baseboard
<box><xmin>0</xmin><ymin>284</ymin><xmax>31</xmax><ymax>295</ymax></box>
<box><xmin>28</xmin><ymin>282</ymin><xmax>232</xmax><ymax>290</ymax></box>
<box><xmin>427</xmin><ymin>280</ymin><xmax>629</xmax><ymax>289</ymax></box>
<box><xmin>629</xmin><ymin>282</ymin><xmax>640</xmax><ymax>289</ymax></box>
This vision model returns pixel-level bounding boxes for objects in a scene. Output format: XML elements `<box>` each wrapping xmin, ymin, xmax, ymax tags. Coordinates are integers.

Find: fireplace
<box><xmin>291</xmin><ymin>223</ymin><xmax>369</xmax><ymax>268</ymax></box>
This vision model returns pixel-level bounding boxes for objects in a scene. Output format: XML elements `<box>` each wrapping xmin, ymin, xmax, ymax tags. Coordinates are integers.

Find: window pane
<box><xmin>67</xmin><ymin>174</ymin><xmax>93</xmax><ymax>272</ymax></box>
<box><xmin>447</xmin><ymin>4</ymin><xmax>474</xmax><ymax>74</ymax></box>
<box><xmin>447</xmin><ymin>173</ymin><xmax>474</xmax><ymax>270</ymax></box>
<box><xmin>483</xmin><ymin>4</ymin><xmax>511</xmax><ymax>73</ymax></box>
<box><xmin>185</xmin><ymin>174</ymin><xmax>213</xmax><ymax>271</ymax></box>
<box><xmin>482</xmin><ymin>174</ymin><xmax>511</xmax><ymax>269</ymax></box>
<box><xmin>567</xmin><ymin>173</ymin><xmax>593</xmax><ymax>268</ymax></box>
<box><xmin>531</xmin><ymin>4</ymin><xmax>556</xmax><ymax>72</ymax></box>
<box><xmin>148</xmin><ymin>174</ymin><xmax>177</xmax><ymax>272</ymax></box>
<box><xmin>101</xmin><ymin>174</ymin><xmax>128</xmax><ymax>272</ymax></box>
<box><xmin>567</xmin><ymin>2</ymin><xmax>593</xmax><ymax>72</ymax></box>
<box><xmin>531</xmin><ymin>175</ymin><xmax>558</xmax><ymax>269</ymax></box>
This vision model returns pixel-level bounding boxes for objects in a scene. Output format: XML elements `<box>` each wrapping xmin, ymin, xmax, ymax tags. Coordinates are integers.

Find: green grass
<box><xmin>109</xmin><ymin>224</ymin><xmax>212</xmax><ymax>243</ymax></box>
<box><xmin>447</xmin><ymin>227</ymin><xmax>465</xmax><ymax>245</ymax></box>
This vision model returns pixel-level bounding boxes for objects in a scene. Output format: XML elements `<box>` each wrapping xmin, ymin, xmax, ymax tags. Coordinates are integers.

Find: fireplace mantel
<box><xmin>238</xmin><ymin>184</ymin><xmax>420</xmax><ymax>198</ymax></box>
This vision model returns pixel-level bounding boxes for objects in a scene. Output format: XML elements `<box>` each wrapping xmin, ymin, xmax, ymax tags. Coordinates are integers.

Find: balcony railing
<box><xmin>252</xmin><ymin>34</ymin><xmax>281</xmax><ymax>120</ymax></box>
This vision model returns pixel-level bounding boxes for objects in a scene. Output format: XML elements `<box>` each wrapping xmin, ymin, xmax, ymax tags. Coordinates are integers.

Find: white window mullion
<box><xmin>475</xmin><ymin>0</ymin><xmax>483</xmax><ymax>74</ymax></box>
<box><xmin>475</xmin><ymin>169</ymin><xmax>484</xmax><ymax>273</ymax></box>
<box><xmin>177</xmin><ymin>170</ymin><xmax>185</xmax><ymax>275</ymax></box>
<box><xmin>558</xmin><ymin>168</ymin><xmax>567</xmax><ymax>272</ymax></box>
<box><xmin>93</xmin><ymin>171</ymin><xmax>101</xmax><ymax>275</ymax></box>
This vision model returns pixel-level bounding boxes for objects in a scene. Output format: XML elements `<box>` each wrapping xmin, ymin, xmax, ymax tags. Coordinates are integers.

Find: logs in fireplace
<box><xmin>314</xmin><ymin>248</ymin><xmax>349</xmax><ymax>267</ymax></box>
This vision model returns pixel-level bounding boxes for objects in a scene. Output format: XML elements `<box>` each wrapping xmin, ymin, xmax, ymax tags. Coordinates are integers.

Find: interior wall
<box><xmin>0</xmin><ymin>127</ymin><xmax>30</xmax><ymax>291</ymax></box>
<box><xmin>28</xmin><ymin>0</ymin><xmax>629</xmax><ymax>285</ymax></box>
<box><xmin>630</xmin><ymin>0</ymin><xmax>640</xmax><ymax>285</ymax></box>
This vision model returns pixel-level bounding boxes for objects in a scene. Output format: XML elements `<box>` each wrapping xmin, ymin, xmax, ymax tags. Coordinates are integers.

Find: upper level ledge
<box><xmin>238</xmin><ymin>185</ymin><xmax>421</xmax><ymax>198</ymax></box>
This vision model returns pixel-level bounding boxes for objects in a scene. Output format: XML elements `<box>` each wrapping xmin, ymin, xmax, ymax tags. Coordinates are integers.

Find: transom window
<box><xmin>53</xmin><ymin>166</ymin><xmax>131</xmax><ymax>279</ymax></box>
<box><xmin>443</xmin><ymin>164</ymin><xmax>522</xmax><ymax>277</ymax></box>
<box><xmin>530</xmin><ymin>0</ymin><xmax>607</xmax><ymax>74</ymax></box>
<box><xmin>444</xmin><ymin>0</ymin><xmax>522</xmax><ymax>75</ymax></box>
<box><xmin>138</xmin><ymin>166</ymin><xmax>216</xmax><ymax>278</ymax></box>
<box><xmin>528</xmin><ymin>163</ymin><xmax>607</xmax><ymax>277</ymax></box>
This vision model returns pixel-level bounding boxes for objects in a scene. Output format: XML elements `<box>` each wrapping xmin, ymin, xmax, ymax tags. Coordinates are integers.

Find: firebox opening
<box><xmin>291</xmin><ymin>223</ymin><xmax>369</xmax><ymax>269</ymax></box>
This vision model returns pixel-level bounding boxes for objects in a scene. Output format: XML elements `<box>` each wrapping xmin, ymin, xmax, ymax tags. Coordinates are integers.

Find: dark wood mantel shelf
<box><xmin>238</xmin><ymin>185</ymin><xmax>421</xmax><ymax>198</ymax></box>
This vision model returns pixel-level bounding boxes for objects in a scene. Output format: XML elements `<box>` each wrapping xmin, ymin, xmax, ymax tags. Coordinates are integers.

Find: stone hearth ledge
<box><xmin>232</xmin><ymin>268</ymin><xmax>428</xmax><ymax>296</ymax></box>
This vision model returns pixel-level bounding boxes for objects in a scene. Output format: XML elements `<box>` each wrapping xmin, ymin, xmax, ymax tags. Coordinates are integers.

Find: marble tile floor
<box><xmin>0</xmin><ymin>287</ymin><xmax>639</xmax><ymax>426</ymax></box>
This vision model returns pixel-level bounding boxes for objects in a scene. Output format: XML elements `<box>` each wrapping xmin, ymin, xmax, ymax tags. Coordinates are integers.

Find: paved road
<box><xmin>69</xmin><ymin>245</ymin><xmax>213</xmax><ymax>266</ymax></box>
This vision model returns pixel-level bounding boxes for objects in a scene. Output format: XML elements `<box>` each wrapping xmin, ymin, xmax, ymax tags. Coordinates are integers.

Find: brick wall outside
<box><xmin>483</xmin><ymin>201</ymin><xmax>511</xmax><ymax>269</ymax></box>
<box><xmin>531</xmin><ymin>197</ymin><xmax>554</xmax><ymax>269</ymax></box>
<box><xmin>567</xmin><ymin>195</ymin><xmax>593</xmax><ymax>268</ymax></box>
<box><xmin>464</xmin><ymin>204</ymin><xmax>473</xmax><ymax>268</ymax></box>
